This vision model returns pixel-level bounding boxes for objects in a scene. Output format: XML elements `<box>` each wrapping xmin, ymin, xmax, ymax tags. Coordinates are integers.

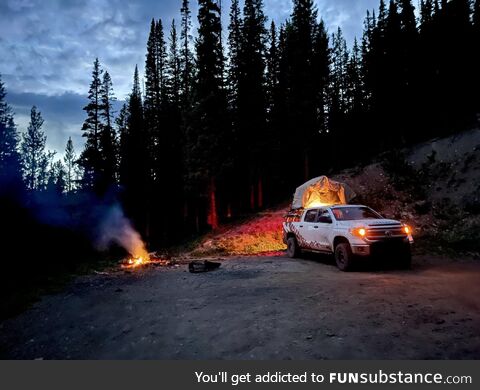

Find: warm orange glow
<box><xmin>403</xmin><ymin>225</ymin><xmax>411</xmax><ymax>235</ymax></box>
<box><xmin>305</xmin><ymin>200</ymin><xmax>330</xmax><ymax>208</ymax></box>
<box><xmin>127</xmin><ymin>256</ymin><xmax>147</xmax><ymax>267</ymax></box>
<box><xmin>124</xmin><ymin>246</ymin><xmax>150</xmax><ymax>268</ymax></box>
<box><xmin>351</xmin><ymin>227</ymin><xmax>367</xmax><ymax>238</ymax></box>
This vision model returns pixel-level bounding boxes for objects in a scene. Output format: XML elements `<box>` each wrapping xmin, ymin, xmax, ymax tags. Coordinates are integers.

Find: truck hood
<box><xmin>336</xmin><ymin>219</ymin><xmax>401</xmax><ymax>228</ymax></box>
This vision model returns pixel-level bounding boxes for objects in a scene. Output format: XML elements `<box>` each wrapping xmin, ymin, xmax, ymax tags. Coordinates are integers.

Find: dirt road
<box><xmin>1</xmin><ymin>255</ymin><xmax>479</xmax><ymax>359</ymax></box>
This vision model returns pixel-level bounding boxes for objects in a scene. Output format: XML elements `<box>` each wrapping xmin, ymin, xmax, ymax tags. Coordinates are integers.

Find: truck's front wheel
<box><xmin>286</xmin><ymin>237</ymin><xmax>300</xmax><ymax>258</ymax></box>
<box><xmin>335</xmin><ymin>243</ymin><xmax>354</xmax><ymax>271</ymax></box>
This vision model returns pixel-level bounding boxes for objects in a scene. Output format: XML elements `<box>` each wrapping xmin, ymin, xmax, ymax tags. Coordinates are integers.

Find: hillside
<box><xmin>190</xmin><ymin>128</ymin><xmax>480</xmax><ymax>258</ymax></box>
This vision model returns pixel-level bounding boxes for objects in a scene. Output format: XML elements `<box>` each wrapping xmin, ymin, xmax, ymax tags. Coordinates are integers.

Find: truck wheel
<box><xmin>286</xmin><ymin>237</ymin><xmax>300</xmax><ymax>258</ymax></box>
<box><xmin>335</xmin><ymin>243</ymin><xmax>354</xmax><ymax>271</ymax></box>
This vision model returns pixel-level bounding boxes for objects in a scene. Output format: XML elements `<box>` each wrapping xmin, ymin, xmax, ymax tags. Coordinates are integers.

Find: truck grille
<box><xmin>366</xmin><ymin>225</ymin><xmax>406</xmax><ymax>240</ymax></box>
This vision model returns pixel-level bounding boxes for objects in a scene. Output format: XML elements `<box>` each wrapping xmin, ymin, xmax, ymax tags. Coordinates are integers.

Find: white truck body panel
<box><xmin>283</xmin><ymin>205</ymin><xmax>413</xmax><ymax>257</ymax></box>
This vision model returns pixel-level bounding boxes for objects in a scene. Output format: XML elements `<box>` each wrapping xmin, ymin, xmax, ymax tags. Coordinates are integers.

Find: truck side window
<box><xmin>304</xmin><ymin>209</ymin><xmax>318</xmax><ymax>223</ymax></box>
<box><xmin>316</xmin><ymin>209</ymin><xmax>332</xmax><ymax>224</ymax></box>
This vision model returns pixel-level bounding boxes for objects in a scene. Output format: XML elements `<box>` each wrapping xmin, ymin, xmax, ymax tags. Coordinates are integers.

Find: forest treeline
<box><xmin>1</xmin><ymin>0</ymin><xmax>480</xmax><ymax>250</ymax></box>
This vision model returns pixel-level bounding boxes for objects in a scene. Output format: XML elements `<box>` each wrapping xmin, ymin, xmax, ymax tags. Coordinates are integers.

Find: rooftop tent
<box><xmin>291</xmin><ymin>176</ymin><xmax>356</xmax><ymax>209</ymax></box>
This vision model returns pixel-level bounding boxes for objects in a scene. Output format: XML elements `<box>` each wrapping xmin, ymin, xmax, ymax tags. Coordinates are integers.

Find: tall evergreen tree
<box><xmin>21</xmin><ymin>106</ymin><xmax>47</xmax><ymax>191</ymax></box>
<box><xmin>120</xmin><ymin>67</ymin><xmax>150</xmax><ymax>237</ymax></box>
<box><xmin>99</xmin><ymin>70</ymin><xmax>118</xmax><ymax>191</ymax></box>
<box><xmin>237</xmin><ymin>0</ymin><xmax>268</xmax><ymax>210</ymax></box>
<box><xmin>420</xmin><ymin>0</ymin><xmax>434</xmax><ymax>26</ymax></box>
<box><xmin>63</xmin><ymin>137</ymin><xmax>78</xmax><ymax>193</ymax></box>
<box><xmin>185</xmin><ymin>0</ymin><xmax>229</xmax><ymax>230</ymax></box>
<box><xmin>227</xmin><ymin>0</ymin><xmax>243</xmax><ymax>113</ymax></box>
<box><xmin>168</xmin><ymin>20</ymin><xmax>181</xmax><ymax>106</ymax></box>
<box><xmin>156</xmin><ymin>19</ymin><xmax>169</xmax><ymax>106</ymax></box>
<box><xmin>345</xmin><ymin>38</ymin><xmax>364</xmax><ymax>115</ymax></box>
<box><xmin>47</xmin><ymin>160</ymin><xmax>66</xmax><ymax>195</ymax></box>
<box><xmin>0</xmin><ymin>75</ymin><xmax>22</xmax><ymax>186</ymax></box>
<box><xmin>265</xmin><ymin>21</ymin><xmax>279</xmax><ymax>120</ymax></box>
<box><xmin>180</xmin><ymin>0</ymin><xmax>194</xmax><ymax>106</ymax></box>
<box><xmin>312</xmin><ymin>20</ymin><xmax>330</xmax><ymax>137</ymax></box>
<box><xmin>286</xmin><ymin>0</ymin><xmax>320</xmax><ymax>181</ymax></box>
<box><xmin>79</xmin><ymin>58</ymin><xmax>103</xmax><ymax>191</ymax></box>
<box><xmin>328</xmin><ymin>27</ymin><xmax>349</xmax><ymax>155</ymax></box>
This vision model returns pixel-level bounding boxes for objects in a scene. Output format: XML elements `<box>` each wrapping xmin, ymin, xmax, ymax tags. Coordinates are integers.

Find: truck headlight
<box><xmin>350</xmin><ymin>227</ymin><xmax>367</xmax><ymax>238</ymax></box>
<box><xmin>403</xmin><ymin>225</ymin><xmax>412</xmax><ymax>235</ymax></box>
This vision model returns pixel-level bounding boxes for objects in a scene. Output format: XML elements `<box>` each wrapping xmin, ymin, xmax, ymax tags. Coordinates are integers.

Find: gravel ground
<box><xmin>1</xmin><ymin>255</ymin><xmax>479</xmax><ymax>359</ymax></box>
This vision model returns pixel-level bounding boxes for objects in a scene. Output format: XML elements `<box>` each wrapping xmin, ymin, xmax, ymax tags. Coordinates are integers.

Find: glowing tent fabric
<box><xmin>291</xmin><ymin>176</ymin><xmax>356</xmax><ymax>209</ymax></box>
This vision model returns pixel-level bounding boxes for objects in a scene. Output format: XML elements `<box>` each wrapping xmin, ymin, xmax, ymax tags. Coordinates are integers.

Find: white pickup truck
<box><xmin>283</xmin><ymin>205</ymin><xmax>413</xmax><ymax>271</ymax></box>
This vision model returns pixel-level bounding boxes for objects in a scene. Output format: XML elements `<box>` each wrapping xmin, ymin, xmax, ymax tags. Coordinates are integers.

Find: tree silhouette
<box><xmin>0</xmin><ymin>75</ymin><xmax>22</xmax><ymax>187</ymax></box>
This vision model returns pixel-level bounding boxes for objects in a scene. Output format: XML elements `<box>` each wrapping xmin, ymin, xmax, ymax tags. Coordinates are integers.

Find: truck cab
<box><xmin>283</xmin><ymin>205</ymin><xmax>413</xmax><ymax>271</ymax></box>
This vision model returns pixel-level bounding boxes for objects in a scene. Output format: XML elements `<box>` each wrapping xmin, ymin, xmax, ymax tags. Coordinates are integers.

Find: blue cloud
<box><xmin>1</xmin><ymin>0</ymin><xmax>384</xmax><ymax>156</ymax></box>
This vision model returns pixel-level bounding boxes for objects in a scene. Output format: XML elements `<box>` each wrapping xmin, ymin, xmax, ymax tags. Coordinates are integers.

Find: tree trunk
<box><xmin>304</xmin><ymin>152</ymin><xmax>310</xmax><ymax>181</ymax></box>
<box><xmin>207</xmin><ymin>177</ymin><xmax>219</xmax><ymax>231</ymax></box>
<box><xmin>257</xmin><ymin>176</ymin><xmax>263</xmax><ymax>209</ymax></box>
<box><xmin>250</xmin><ymin>184</ymin><xmax>255</xmax><ymax>211</ymax></box>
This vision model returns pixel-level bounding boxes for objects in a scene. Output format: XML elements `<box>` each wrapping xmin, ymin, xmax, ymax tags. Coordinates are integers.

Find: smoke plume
<box><xmin>96</xmin><ymin>203</ymin><xmax>148</xmax><ymax>259</ymax></box>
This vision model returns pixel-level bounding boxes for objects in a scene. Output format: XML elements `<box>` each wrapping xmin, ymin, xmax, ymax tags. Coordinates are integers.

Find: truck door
<box><xmin>301</xmin><ymin>209</ymin><xmax>319</xmax><ymax>249</ymax></box>
<box><xmin>313</xmin><ymin>209</ymin><xmax>334</xmax><ymax>251</ymax></box>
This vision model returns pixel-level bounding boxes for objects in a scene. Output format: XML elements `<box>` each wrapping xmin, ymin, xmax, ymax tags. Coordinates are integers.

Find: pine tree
<box><xmin>265</xmin><ymin>21</ymin><xmax>279</xmax><ymax>120</ymax></box>
<box><xmin>99</xmin><ymin>70</ymin><xmax>118</xmax><ymax>191</ymax></box>
<box><xmin>346</xmin><ymin>38</ymin><xmax>364</xmax><ymax>115</ymax></box>
<box><xmin>0</xmin><ymin>75</ymin><xmax>22</xmax><ymax>186</ymax></box>
<box><xmin>145</xmin><ymin>18</ymin><xmax>161</xmax><ymax>121</ymax></box>
<box><xmin>117</xmin><ymin>102</ymin><xmax>130</xmax><ymax>188</ymax></box>
<box><xmin>286</xmin><ymin>0</ymin><xmax>320</xmax><ymax>180</ymax></box>
<box><xmin>63</xmin><ymin>137</ymin><xmax>78</xmax><ymax>193</ymax></box>
<box><xmin>237</xmin><ymin>0</ymin><xmax>268</xmax><ymax>210</ymax></box>
<box><xmin>180</xmin><ymin>0</ymin><xmax>194</xmax><ymax>106</ymax></box>
<box><xmin>186</xmin><ymin>0</ymin><xmax>230</xmax><ymax>230</ymax></box>
<box><xmin>156</xmin><ymin>19</ymin><xmax>169</xmax><ymax>106</ymax></box>
<box><xmin>120</xmin><ymin>67</ymin><xmax>149</xmax><ymax>236</ymax></box>
<box><xmin>47</xmin><ymin>160</ymin><xmax>66</xmax><ymax>194</ymax></box>
<box><xmin>37</xmin><ymin>150</ymin><xmax>56</xmax><ymax>191</ymax></box>
<box><xmin>168</xmin><ymin>20</ymin><xmax>181</xmax><ymax>106</ymax></box>
<box><xmin>79</xmin><ymin>58</ymin><xmax>103</xmax><ymax>191</ymax></box>
<box><xmin>21</xmin><ymin>106</ymin><xmax>47</xmax><ymax>190</ymax></box>
<box><xmin>312</xmin><ymin>20</ymin><xmax>330</xmax><ymax>136</ymax></box>
<box><xmin>227</xmin><ymin>0</ymin><xmax>242</xmax><ymax>112</ymax></box>
<box><xmin>330</xmin><ymin>28</ymin><xmax>348</xmax><ymax>111</ymax></box>
<box><xmin>420</xmin><ymin>0</ymin><xmax>434</xmax><ymax>26</ymax></box>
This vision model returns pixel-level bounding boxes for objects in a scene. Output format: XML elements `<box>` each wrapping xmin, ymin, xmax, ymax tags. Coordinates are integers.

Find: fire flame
<box><xmin>124</xmin><ymin>247</ymin><xmax>150</xmax><ymax>268</ymax></box>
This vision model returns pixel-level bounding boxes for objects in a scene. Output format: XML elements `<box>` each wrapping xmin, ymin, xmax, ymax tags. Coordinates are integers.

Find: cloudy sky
<box><xmin>0</xmin><ymin>0</ymin><xmax>380</xmax><ymax>156</ymax></box>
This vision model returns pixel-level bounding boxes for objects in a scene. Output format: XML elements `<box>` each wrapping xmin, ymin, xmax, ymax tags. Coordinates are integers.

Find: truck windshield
<box><xmin>331</xmin><ymin>207</ymin><xmax>382</xmax><ymax>221</ymax></box>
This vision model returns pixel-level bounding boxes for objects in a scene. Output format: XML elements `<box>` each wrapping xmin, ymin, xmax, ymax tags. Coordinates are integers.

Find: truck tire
<box><xmin>286</xmin><ymin>237</ymin><xmax>300</xmax><ymax>258</ymax></box>
<box><xmin>335</xmin><ymin>243</ymin><xmax>354</xmax><ymax>271</ymax></box>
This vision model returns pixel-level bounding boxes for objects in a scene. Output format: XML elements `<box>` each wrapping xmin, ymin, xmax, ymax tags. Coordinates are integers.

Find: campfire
<box><xmin>122</xmin><ymin>251</ymin><xmax>175</xmax><ymax>269</ymax></box>
<box><xmin>126</xmin><ymin>255</ymin><xmax>149</xmax><ymax>267</ymax></box>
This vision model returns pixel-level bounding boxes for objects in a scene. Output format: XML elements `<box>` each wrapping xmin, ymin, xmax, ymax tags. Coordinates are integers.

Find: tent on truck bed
<box><xmin>291</xmin><ymin>176</ymin><xmax>356</xmax><ymax>210</ymax></box>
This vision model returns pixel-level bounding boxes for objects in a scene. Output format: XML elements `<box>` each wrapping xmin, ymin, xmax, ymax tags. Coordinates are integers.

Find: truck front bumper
<box><xmin>351</xmin><ymin>245</ymin><xmax>371</xmax><ymax>256</ymax></box>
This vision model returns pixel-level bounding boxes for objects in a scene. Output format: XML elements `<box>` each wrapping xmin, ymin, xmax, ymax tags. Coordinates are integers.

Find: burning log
<box><xmin>122</xmin><ymin>253</ymin><xmax>175</xmax><ymax>269</ymax></box>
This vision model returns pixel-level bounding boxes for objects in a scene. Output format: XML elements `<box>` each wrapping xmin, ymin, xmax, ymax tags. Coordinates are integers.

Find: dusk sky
<box><xmin>0</xmin><ymin>0</ymin><xmax>380</xmax><ymax>156</ymax></box>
